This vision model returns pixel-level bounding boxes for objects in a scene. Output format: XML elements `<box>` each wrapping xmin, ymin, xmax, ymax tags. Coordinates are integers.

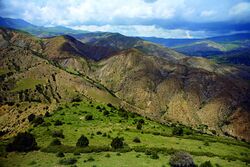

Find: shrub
<box><xmin>116</xmin><ymin>152</ymin><xmax>121</xmax><ymax>156</ymax></box>
<box><xmin>105</xmin><ymin>153</ymin><xmax>111</xmax><ymax>158</ymax></box>
<box><xmin>52</xmin><ymin>130</ymin><xmax>64</xmax><ymax>138</ymax></box>
<box><xmin>169</xmin><ymin>152</ymin><xmax>195</xmax><ymax>167</ymax></box>
<box><xmin>54</xmin><ymin>120</ymin><xmax>63</xmax><ymax>126</ymax></box>
<box><xmin>150</xmin><ymin>152</ymin><xmax>159</xmax><ymax>159</ymax></box>
<box><xmin>76</xmin><ymin>135</ymin><xmax>89</xmax><ymax>147</ymax></box>
<box><xmin>87</xmin><ymin>156</ymin><xmax>95</xmax><ymax>162</ymax></box>
<box><xmin>44</xmin><ymin>111</ymin><xmax>50</xmax><ymax>117</ymax></box>
<box><xmin>32</xmin><ymin>116</ymin><xmax>44</xmax><ymax>126</ymax></box>
<box><xmin>204</xmin><ymin>141</ymin><xmax>210</xmax><ymax>146</ymax></box>
<box><xmin>56</xmin><ymin>152</ymin><xmax>65</xmax><ymax>157</ymax></box>
<box><xmin>73</xmin><ymin>151</ymin><xmax>81</xmax><ymax>156</ymax></box>
<box><xmin>200</xmin><ymin>161</ymin><xmax>213</xmax><ymax>167</ymax></box>
<box><xmin>50</xmin><ymin>139</ymin><xmax>61</xmax><ymax>146</ymax></box>
<box><xmin>85</xmin><ymin>114</ymin><xmax>93</xmax><ymax>120</ymax></box>
<box><xmin>28</xmin><ymin>114</ymin><xmax>36</xmax><ymax>122</ymax></box>
<box><xmin>107</xmin><ymin>103</ymin><xmax>114</xmax><ymax>108</ymax></box>
<box><xmin>172</xmin><ymin>127</ymin><xmax>184</xmax><ymax>136</ymax></box>
<box><xmin>96</xmin><ymin>131</ymin><xmax>102</xmax><ymax>135</ymax></box>
<box><xmin>136</xmin><ymin>123</ymin><xmax>142</xmax><ymax>130</ymax></box>
<box><xmin>103</xmin><ymin>110</ymin><xmax>109</xmax><ymax>116</ymax></box>
<box><xmin>6</xmin><ymin>132</ymin><xmax>37</xmax><ymax>152</ymax></box>
<box><xmin>111</xmin><ymin>137</ymin><xmax>124</xmax><ymax>149</ymax></box>
<box><xmin>59</xmin><ymin>158</ymin><xmax>77</xmax><ymax>165</ymax></box>
<box><xmin>138</xmin><ymin>119</ymin><xmax>145</xmax><ymax>124</ymax></box>
<box><xmin>133</xmin><ymin>137</ymin><xmax>141</xmax><ymax>143</ymax></box>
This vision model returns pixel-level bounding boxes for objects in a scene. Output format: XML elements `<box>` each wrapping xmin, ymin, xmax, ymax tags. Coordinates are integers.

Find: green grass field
<box><xmin>0</xmin><ymin>100</ymin><xmax>249</xmax><ymax>167</ymax></box>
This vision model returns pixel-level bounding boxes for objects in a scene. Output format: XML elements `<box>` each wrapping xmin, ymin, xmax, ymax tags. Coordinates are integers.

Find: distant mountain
<box><xmin>141</xmin><ymin>37</ymin><xmax>200</xmax><ymax>47</ymax></box>
<box><xmin>142</xmin><ymin>33</ymin><xmax>250</xmax><ymax>65</ymax></box>
<box><xmin>210</xmin><ymin>49</ymin><xmax>250</xmax><ymax>66</ymax></box>
<box><xmin>74</xmin><ymin>32</ymin><xmax>185</xmax><ymax>61</ymax></box>
<box><xmin>142</xmin><ymin>33</ymin><xmax>250</xmax><ymax>48</ymax></box>
<box><xmin>0</xmin><ymin>17</ymin><xmax>88</xmax><ymax>37</ymax></box>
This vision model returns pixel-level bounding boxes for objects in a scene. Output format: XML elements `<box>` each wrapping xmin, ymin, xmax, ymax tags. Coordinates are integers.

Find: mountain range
<box><xmin>1</xmin><ymin>23</ymin><xmax>250</xmax><ymax>143</ymax></box>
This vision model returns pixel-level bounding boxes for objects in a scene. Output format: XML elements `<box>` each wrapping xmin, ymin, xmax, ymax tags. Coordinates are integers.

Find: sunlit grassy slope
<box><xmin>0</xmin><ymin>100</ymin><xmax>249</xmax><ymax>167</ymax></box>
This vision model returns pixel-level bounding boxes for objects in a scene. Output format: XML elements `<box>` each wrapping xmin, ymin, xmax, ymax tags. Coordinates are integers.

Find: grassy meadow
<box><xmin>0</xmin><ymin>100</ymin><xmax>249</xmax><ymax>167</ymax></box>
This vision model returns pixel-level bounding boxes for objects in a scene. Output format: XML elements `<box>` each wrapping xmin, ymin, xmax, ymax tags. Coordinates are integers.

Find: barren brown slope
<box><xmin>0</xmin><ymin>28</ymin><xmax>121</xmax><ymax>138</ymax></box>
<box><xmin>89</xmin><ymin>49</ymin><xmax>250</xmax><ymax>141</ymax></box>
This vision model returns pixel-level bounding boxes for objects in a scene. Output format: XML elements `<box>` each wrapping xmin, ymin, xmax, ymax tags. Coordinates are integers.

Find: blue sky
<box><xmin>1</xmin><ymin>0</ymin><xmax>250</xmax><ymax>38</ymax></box>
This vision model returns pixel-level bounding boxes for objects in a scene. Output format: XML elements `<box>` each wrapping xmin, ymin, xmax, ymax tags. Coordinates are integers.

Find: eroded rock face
<box><xmin>91</xmin><ymin>49</ymin><xmax>250</xmax><ymax>141</ymax></box>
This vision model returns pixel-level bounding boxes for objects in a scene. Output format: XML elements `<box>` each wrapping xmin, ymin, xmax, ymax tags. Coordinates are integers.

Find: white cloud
<box><xmin>200</xmin><ymin>10</ymin><xmax>216</xmax><ymax>17</ymax></box>
<box><xmin>4</xmin><ymin>0</ymin><xmax>186</xmax><ymax>26</ymax></box>
<box><xmin>229</xmin><ymin>2</ymin><xmax>250</xmax><ymax>18</ymax></box>
<box><xmin>71</xmin><ymin>24</ymin><xmax>207</xmax><ymax>38</ymax></box>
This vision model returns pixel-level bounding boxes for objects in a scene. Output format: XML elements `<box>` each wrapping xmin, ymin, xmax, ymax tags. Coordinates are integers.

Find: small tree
<box><xmin>54</xmin><ymin>120</ymin><xmax>63</xmax><ymax>126</ymax></box>
<box><xmin>76</xmin><ymin>135</ymin><xmax>89</xmax><ymax>147</ymax></box>
<box><xmin>85</xmin><ymin>114</ymin><xmax>93</xmax><ymax>120</ymax></box>
<box><xmin>28</xmin><ymin>114</ymin><xmax>36</xmax><ymax>122</ymax></box>
<box><xmin>133</xmin><ymin>137</ymin><xmax>141</xmax><ymax>143</ymax></box>
<box><xmin>137</xmin><ymin>123</ymin><xmax>142</xmax><ymax>130</ymax></box>
<box><xmin>50</xmin><ymin>139</ymin><xmax>61</xmax><ymax>146</ymax></box>
<box><xmin>138</xmin><ymin>119</ymin><xmax>145</xmax><ymax>124</ymax></box>
<box><xmin>172</xmin><ymin>127</ymin><xmax>183</xmax><ymax>136</ymax></box>
<box><xmin>200</xmin><ymin>161</ymin><xmax>213</xmax><ymax>167</ymax></box>
<box><xmin>6</xmin><ymin>132</ymin><xmax>37</xmax><ymax>152</ymax></box>
<box><xmin>111</xmin><ymin>137</ymin><xmax>124</xmax><ymax>149</ymax></box>
<box><xmin>169</xmin><ymin>151</ymin><xmax>195</xmax><ymax>167</ymax></box>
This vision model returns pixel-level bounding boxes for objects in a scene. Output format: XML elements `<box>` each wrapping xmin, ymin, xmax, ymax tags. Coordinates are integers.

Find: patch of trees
<box><xmin>111</xmin><ymin>137</ymin><xmax>124</xmax><ymax>149</ymax></box>
<box><xmin>169</xmin><ymin>151</ymin><xmax>195</xmax><ymax>167</ymax></box>
<box><xmin>76</xmin><ymin>135</ymin><xmax>89</xmax><ymax>147</ymax></box>
<box><xmin>172</xmin><ymin>126</ymin><xmax>184</xmax><ymax>136</ymax></box>
<box><xmin>6</xmin><ymin>132</ymin><xmax>37</xmax><ymax>152</ymax></box>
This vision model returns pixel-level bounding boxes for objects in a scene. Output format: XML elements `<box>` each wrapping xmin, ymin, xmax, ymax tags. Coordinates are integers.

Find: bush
<box><xmin>76</xmin><ymin>135</ymin><xmax>89</xmax><ymax>147</ymax></box>
<box><xmin>52</xmin><ymin>130</ymin><xmax>64</xmax><ymax>138</ymax></box>
<box><xmin>50</xmin><ymin>139</ymin><xmax>61</xmax><ymax>146</ymax></box>
<box><xmin>87</xmin><ymin>156</ymin><xmax>95</xmax><ymax>162</ymax></box>
<box><xmin>96</xmin><ymin>131</ymin><xmax>102</xmax><ymax>135</ymax></box>
<box><xmin>105</xmin><ymin>153</ymin><xmax>111</xmax><ymax>158</ymax></box>
<box><xmin>28</xmin><ymin>114</ymin><xmax>36</xmax><ymax>122</ymax></box>
<box><xmin>85</xmin><ymin>114</ymin><xmax>93</xmax><ymax>120</ymax></box>
<box><xmin>200</xmin><ymin>161</ymin><xmax>213</xmax><ymax>167</ymax></box>
<box><xmin>54</xmin><ymin>120</ymin><xmax>63</xmax><ymax>126</ymax></box>
<box><xmin>6</xmin><ymin>132</ymin><xmax>37</xmax><ymax>152</ymax></box>
<box><xmin>150</xmin><ymin>152</ymin><xmax>159</xmax><ymax>159</ymax></box>
<box><xmin>172</xmin><ymin>127</ymin><xmax>183</xmax><ymax>136</ymax></box>
<box><xmin>136</xmin><ymin>123</ymin><xmax>142</xmax><ymax>130</ymax></box>
<box><xmin>103</xmin><ymin>110</ymin><xmax>109</xmax><ymax>116</ymax></box>
<box><xmin>44</xmin><ymin>111</ymin><xmax>50</xmax><ymax>117</ymax></box>
<box><xmin>169</xmin><ymin>152</ymin><xmax>195</xmax><ymax>167</ymax></box>
<box><xmin>138</xmin><ymin>119</ymin><xmax>145</xmax><ymax>124</ymax></box>
<box><xmin>111</xmin><ymin>137</ymin><xmax>124</xmax><ymax>149</ymax></box>
<box><xmin>204</xmin><ymin>141</ymin><xmax>210</xmax><ymax>146</ymax></box>
<box><xmin>59</xmin><ymin>158</ymin><xmax>77</xmax><ymax>165</ymax></box>
<box><xmin>32</xmin><ymin>116</ymin><xmax>44</xmax><ymax>126</ymax></box>
<box><xmin>133</xmin><ymin>137</ymin><xmax>141</xmax><ymax>143</ymax></box>
<box><xmin>56</xmin><ymin>152</ymin><xmax>65</xmax><ymax>157</ymax></box>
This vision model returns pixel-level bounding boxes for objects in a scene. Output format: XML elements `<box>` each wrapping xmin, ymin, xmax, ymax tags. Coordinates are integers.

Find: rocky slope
<box><xmin>0</xmin><ymin>28</ymin><xmax>250</xmax><ymax>141</ymax></box>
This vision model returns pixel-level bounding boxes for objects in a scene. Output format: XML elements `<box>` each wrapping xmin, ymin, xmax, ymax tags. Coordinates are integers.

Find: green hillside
<box><xmin>1</xmin><ymin>100</ymin><xmax>249</xmax><ymax>167</ymax></box>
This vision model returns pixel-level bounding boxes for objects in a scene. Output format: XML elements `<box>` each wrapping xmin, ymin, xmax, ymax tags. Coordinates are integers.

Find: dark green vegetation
<box><xmin>1</xmin><ymin>100</ymin><xmax>249</xmax><ymax>166</ymax></box>
<box><xmin>142</xmin><ymin>34</ymin><xmax>250</xmax><ymax>66</ymax></box>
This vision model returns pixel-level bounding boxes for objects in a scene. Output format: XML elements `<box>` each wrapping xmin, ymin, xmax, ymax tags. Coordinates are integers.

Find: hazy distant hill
<box><xmin>0</xmin><ymin>17</ymin><xmax>87</xmax><ymax>37</ymax></box>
